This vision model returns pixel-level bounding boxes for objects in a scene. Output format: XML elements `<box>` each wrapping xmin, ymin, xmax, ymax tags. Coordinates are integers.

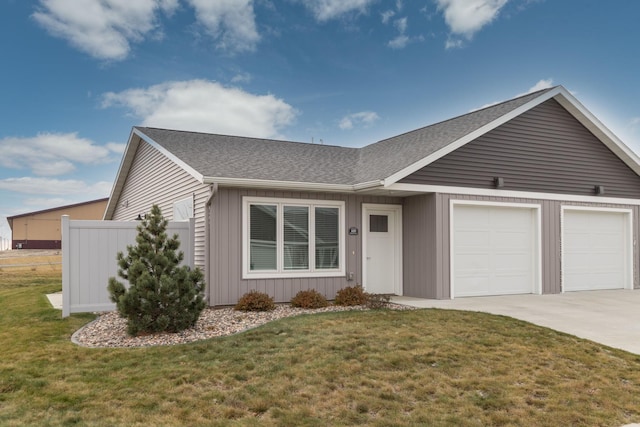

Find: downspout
<box><xmin>204</xmin><ymin>183</ymin><xmax>218</xmax><ymax>306</ymax></box>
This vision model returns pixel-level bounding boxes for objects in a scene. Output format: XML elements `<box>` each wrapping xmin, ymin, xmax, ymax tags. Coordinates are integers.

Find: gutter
<box><xmin>202</xmin><ymin>176</ymin><xmax>385</xmax><ymax>193</ymax></box>
<box><xmin>204</xmin><ymin>183</ymin><xmax>218</xmax><ymax>306</ymax></box>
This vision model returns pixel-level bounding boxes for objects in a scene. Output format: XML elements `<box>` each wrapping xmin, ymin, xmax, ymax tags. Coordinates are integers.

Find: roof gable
<box><xmin>399</xmin><ymin>98</ymin><xmax>640</xmax><ymax>198</ymax></box>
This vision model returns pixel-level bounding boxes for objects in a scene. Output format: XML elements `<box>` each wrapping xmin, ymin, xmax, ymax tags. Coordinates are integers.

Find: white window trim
<box><xmin>242</xmin><ymin>196</ymin><xmax>346</xmax><ymax>279</ymax></box>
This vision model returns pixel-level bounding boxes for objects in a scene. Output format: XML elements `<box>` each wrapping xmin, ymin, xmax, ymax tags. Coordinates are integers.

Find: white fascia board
<box><xmin>133</xmin><ymin>128</ymin><xmax>205</xmax><ymax>183</ymax></box>
<box><xmin>353</xmin><ymin>180</ymin><xmax>385</xmax><ymax>191</ymax></box>
<box><xmin>103</xmin><ymin>128</ymin><xmax>140</xmax><ymax>220</ymax></box>
<box><xmin>388</xmin><ymin>183</ymin><xmax>640</xmax><ymax>206</ymax></box>
<box><xmin>552</xmin><ymin>88</ymin><xmax>640</xmax><ymax>176</ymax></box>
<box><xmin>202</xmin><ymin>176</ymin><xmax>355</xmax><ymax>192</ymax></box>
<box><xmin>382</xmin><ymin>88</ymin><xmax>563</xmax><ymax>187</ymax></box>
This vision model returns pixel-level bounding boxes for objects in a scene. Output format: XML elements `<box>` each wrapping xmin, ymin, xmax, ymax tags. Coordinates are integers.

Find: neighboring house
<box><xmin>104</xmin><ymin>86</ymin><xmax>640</xmax><ymax>305</ymax></box>
<box><xmin>8</xmin><ymin>198</ymin><xmax>109</xmax><ymax>250</ymax></box>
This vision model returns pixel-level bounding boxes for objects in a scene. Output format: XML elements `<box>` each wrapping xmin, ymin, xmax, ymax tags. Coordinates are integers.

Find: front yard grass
<box><xmin>2</xmin><ymin>267</ymin><xmax>640</xmax><ymax>426</ymax></box>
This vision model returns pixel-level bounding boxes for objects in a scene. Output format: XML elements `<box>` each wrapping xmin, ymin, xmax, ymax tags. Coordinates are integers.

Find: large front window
<box><xmin>244</xmin><ymin>197</ymin><xmax>345</xmax><ymax>278</ymax></box>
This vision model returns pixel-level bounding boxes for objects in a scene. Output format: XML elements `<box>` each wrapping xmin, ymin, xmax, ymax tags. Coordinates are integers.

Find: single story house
<box><xmin>104</xmin><ymin>86</ymin><xmax>640</xmax><ymax>305</ymax></box>
<box><xmin>8</xmin><ymin>198</ymin><xmax>109</xmax><ymax>250</ymax></box>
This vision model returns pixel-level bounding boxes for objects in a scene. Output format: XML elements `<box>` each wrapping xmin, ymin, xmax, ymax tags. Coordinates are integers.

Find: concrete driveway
<box><xmin>392</xmin><ymin>290</ymin><xmax>640</xmax><ymax>355</ymax></box>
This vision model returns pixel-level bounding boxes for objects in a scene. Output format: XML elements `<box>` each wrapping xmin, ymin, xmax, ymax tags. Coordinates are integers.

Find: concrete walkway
<box><xmin>392</xmin><ymin>290</ymin><xmax>640</xmax><ymax>355</ymax></box>
<box><xmin>47</xmin><ymin>292</ymin><xmax>62</xmax><ymax>310</ymax></box>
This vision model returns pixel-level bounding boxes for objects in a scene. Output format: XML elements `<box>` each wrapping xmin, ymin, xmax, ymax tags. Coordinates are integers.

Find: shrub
<box><xmin>365</xmin><ymin>293</ymin><xmax>391</xmax><ymax>309</ymax></box>
<box><xmin>290</xmin><ymin>289</ymin><xmax>329</xmax><ymax>309</ymax></box>
<box><xmin>334</xmin><ymin>285</ymin><xmax>367</xmax><ymax>306</ymax></box>
<box><xmin>235</xmin><ymin>290</ymin><xmax>275</xmax><ymax>312</ymax></box>
<box><xmin>107</xmin><ymin>205</ymin><xmax>206</xmax><ymax>336</ymax></box>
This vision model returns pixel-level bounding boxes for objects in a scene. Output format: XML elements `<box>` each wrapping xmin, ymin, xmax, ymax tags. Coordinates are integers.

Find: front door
<box><xmin>363</xmin><ymin>204</ymin><xmax>402</xmax><ymax>294</ymax></box>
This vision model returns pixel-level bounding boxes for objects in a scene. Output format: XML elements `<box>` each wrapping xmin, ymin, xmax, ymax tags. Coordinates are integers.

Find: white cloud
<box><xmin>102</xmin><ymin>79</ymin><xmax>298</xmax><ymax>138</ymax></box>
<box><xmin>339</xmin><ymin>111</ymin><xmax>380</xmax><ymax>130</ymax></box>
<box><xmin>32</xmin><ymin>0</ymin><xmax>177</xmax><ymax>61</ymax></box>
<box><xmin>631</xmin><ymin>117</ymin><xmax>640</xmax><ymax>127</ymax></box>
<box><xmin>388</xmin><ymin>35</ymin><xmax>410</xmax><ymax>49</ymax></box>
<box><xmin>0</xmin><ymin>133</ymin><xmax>121</xmax><ymax>176</ymax></box>
<box><xmin>231</xmin><ymin>72</ymin><xmax>253</xmax><ymax>84</ymax></box>
<box><xmin>521</xmin><ymin>78</ymin><xmax>554</xmax><ymax>95</ymax></box>
<box><xmin>381</xmin><ymin>10</ymin><xmax>395</xmax><ymax>24</ymax></box>
<box><xmin>105</xmin><ymin>142</ymin><xmax>127</xmax><ymax>154</ymax></box>
<box><xmin>0</xmin><ymin>177</ymin><xmax>112</xmax><ymax>196</ymax></box>
<box><xmin>386</xmin><ymin>16</ymin><xmax>422</xmax><ymax>49</ymax></box>
<box><xmin>436</xmin><ymin>0</ymin><xmax>508</xmax><ymax>39</ymax></box>
<box><xmin>394</xmin><ymin>17</ymin><xmax>408</xmax><ymax>33</ymax></box>
<box><xmin>187</xmin><ymin>0</ymin><xmax>260</xmax><ymax>53</ymax></box>
<box><xmin>299</xmin><ymin>0</ymin><xmax>375</xmax><ymax>21</ymax></box>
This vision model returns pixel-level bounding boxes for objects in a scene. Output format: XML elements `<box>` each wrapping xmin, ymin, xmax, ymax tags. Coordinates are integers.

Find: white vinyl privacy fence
<box><xmin>61</xmin><ymin>216</ymin><xmax>194</xmax><ymax>317</ymax></box>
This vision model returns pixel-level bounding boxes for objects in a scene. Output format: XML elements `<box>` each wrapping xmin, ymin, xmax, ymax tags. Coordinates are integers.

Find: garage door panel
<box><xmin>455</xmin><ymin>279</ymin><xmax>489</xmax><ymax>297</ymax></box>
<box><xmin>492</xmin><ymin>275</ymin><xmax>531</xmax><ymax>294</ymax></box>
<box><xmin>494</xmin><ymin>253</ymin><xmax>531</xmax><ymax>271</ymax></box>
<box><xmin>563</xmin><ymin>210</ymin><xmax>629</xmax><ymax>292</ymax></box>
<box><xmin>455</xmin><ymin>230</ymin><xmax>490</xmax><ymax>247</ymax></box>
<box><xmin>456</xmin><ymin>253</ymin><xmax>490</xmax><ymax>271</ymax></box>
<box><xmin>494</xmin><ymin>231</ymin><xmax>530</xmax><ymax>249</ymax></box>
<box><xmin>453</xmin><ymin>204</ymin><xmax>537</xmax><ymax>298</ymax></box>
<box><xmin>491</xmin><ymin>208</ymin><xmax>531</xmax><ymax>227</ymax></box>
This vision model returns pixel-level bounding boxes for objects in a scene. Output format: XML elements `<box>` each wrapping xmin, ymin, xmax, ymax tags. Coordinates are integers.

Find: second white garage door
<box><xmin>562</xmin><ymin>208</ymin><xmax>631</xmax><ymax>292</ymax></box>
<box><xmin>452</xmin><ymin>203</ymin><xmax>539</xmax><ymax>298</ymax></box>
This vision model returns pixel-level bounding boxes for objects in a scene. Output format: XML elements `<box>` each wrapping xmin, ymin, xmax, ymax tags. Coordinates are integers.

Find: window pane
<box><xmin>250</xmin><ymin>204</ymin><xmax>277</xmax><ymax>270</ymax></box>
<box><xmin>284</xmin><ymin>206</ymin><xmax>309</xmax><ymax>270</ymax></box>
<box><xmin>370</xmin><ymin>214</ymin><xmax>388</xmax><ymax>232</ymax></box>
<box><xmin>315</xmin><ymin>207</ymin><xmax>339</xmax><ymax>269</ymax></box>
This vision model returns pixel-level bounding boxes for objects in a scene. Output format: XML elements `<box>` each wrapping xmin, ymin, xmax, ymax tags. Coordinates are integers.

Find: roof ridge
<box><xmin>136</xmin><ymin>126</ymin><xmax>354</xmax><ymax>150</ymax></box>
<box><xmin>369</xmin><ymin>86</ymin><xmax>557</xmax><ymax>147</ymax></box>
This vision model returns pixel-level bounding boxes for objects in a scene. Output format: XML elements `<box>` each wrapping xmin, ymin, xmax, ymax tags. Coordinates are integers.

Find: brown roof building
<box><xmin>7</xmin><ymin>198</ymin><xmax>108</xmax><ymax>249</ymax></box>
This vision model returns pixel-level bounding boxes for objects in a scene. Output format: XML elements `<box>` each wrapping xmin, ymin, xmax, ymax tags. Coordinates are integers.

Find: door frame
<box><xmin>362</xmin><ymin>203</ymin><xmax>403</xmax><ymax>295</ymax></box>
<box><xmin>560</xmin><ymin>205</ymin><xmax>634</xmax><ymax>292</ymax></box>
<box><xmin>449</xmin><ymin>200</ymin><xmax>542</xmax><ymax>299</ymax></box>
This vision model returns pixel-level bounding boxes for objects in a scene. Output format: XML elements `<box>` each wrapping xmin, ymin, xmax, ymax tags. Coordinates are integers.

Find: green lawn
<box><xmin>2</xmin><ymin>268</ymin><xmax>640</xmax><ymax>426</ymax></box>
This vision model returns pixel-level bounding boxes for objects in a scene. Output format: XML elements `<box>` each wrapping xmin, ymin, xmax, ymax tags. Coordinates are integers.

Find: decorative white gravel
<box><xmin>72</xmin><ymin>304</ymin><xmax>413</xmax><ymax>348</ymax></box>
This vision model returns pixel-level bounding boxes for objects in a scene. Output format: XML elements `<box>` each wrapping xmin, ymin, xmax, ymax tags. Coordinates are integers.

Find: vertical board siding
<box><xmin>400</xmin><ymin>99</ymin><xmax>640</xmax><ymax>199</ymax></box>
<box><xmin>402</xmin><ymin>194</ymin><xmax>434</xmax><ymax>298</ymax></box>
<box><xmin>61</xmin><ymin>218</ymin><xmax>194</xmax><ymax>317</ymax></box>
<box><xmin>210</xmin><ymin>187</ymin><xmax>402</xmax><ymax>305</ymax></box>
<box><xmin>429</xmin><ymin>194</ymin><xmax>639</xmax><ymax>300</ymax></box>
<box><xmin>111</xmin><ymin>140</ymin><xmax>210</xmax><ymax>270</ymax></box>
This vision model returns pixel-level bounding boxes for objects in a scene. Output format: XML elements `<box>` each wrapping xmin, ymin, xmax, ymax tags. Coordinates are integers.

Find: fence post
<box><xmin>187</xmin><ymin>217</ymin><xmax>195</xmax><ymax>267</ymax></box>
<box><xmin>61</xmin><ymin>215</ymin><xmax>70</xmax><ymax>318</ymax></box>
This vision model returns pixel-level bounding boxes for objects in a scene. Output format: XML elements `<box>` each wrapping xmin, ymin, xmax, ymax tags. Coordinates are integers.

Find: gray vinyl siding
<box><xmin>403</xmin><ymin>194</ymin><xmax>439</xmax><ymax>298</ymax></box>
<box><xmin>400</xmin><ymin>99</ymin><xmax>640</xmax><ymax>199</ymax></box>
<box><xmin>209</xmin><ymin>187</ymin><xmax>401</xmax><ymax>305</ymax></box>
<box><xmin>400</xmin><ymin>193</ymin><xmax>639</xmax><ymax>299</ymax></box>
<box><xmin>111</xmin><ymin>140</ymin><xmax>210</xmax><ymax>270</ymax></box>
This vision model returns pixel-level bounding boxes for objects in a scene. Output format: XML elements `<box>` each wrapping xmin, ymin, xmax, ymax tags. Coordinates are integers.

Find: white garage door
<box><xmin>452</xmin><ymin>204</ymin><xmax>538</xmax><ymax>298</ymax></box>
<box><xmin>563</xmin><ymin>209</ymin><xmax>630</xmax><ymax>292</ymax></box>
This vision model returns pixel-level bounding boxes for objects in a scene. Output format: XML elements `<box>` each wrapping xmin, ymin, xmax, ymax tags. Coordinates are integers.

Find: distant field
<box><xmin>0</xmin><ymin>250</ymin><xmax>61</xmax><ymax>272</ymax></box>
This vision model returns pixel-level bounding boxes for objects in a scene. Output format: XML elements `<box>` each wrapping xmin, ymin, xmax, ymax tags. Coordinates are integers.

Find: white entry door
<box><xmin>363</xmin><ymin>204</ymin><xmax>402</xmax><ymax>294</ymax></box>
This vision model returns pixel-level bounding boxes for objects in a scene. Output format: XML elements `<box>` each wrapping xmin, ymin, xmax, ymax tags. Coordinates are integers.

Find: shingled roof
<box><xmin>136</xmin><ymin>87</ymin><xmax>559</xmax><ymax>187</ymax></box>
<box><xmin>109</xmin><ymin>85</ymin><xmax>640</xmax><ymax>209</ymax></box>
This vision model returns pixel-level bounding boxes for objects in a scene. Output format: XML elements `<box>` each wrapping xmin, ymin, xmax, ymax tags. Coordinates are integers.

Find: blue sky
<box><xmin>2</xmin><ymin>0</ymin><xmax>640</xmax><ymax>242</ymax></box>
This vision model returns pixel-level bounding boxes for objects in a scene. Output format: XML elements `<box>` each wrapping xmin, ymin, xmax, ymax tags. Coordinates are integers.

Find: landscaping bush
<box><xmin>290</xmin><ymin>289</ymin><xmax>329</xmax><ymax>309</ymax></box>
<box><xmin>365</xmin><ymin>293</ymin><xmax>391</xmax><ymax>309</ymax></box>
<box><xmin>334</xmin><ymin>285</ymin><xmax>367</xmax><ymax>306</ymax></box>
<box><xmin>107</xmin><ymin>205</ymin><xmax>206</xmax><ymax>336</ymax></box>
<box><xmin>235</xmin><ymin>290</ymin><xmax>275</xmax><ymax>312</ymax></box>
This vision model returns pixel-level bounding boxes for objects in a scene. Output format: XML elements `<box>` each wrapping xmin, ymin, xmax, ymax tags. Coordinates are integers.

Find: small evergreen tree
<box><xmin>108</xmin><ymin>205</ymin><xmax>206</xmax><ymax>336</ymax></box>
